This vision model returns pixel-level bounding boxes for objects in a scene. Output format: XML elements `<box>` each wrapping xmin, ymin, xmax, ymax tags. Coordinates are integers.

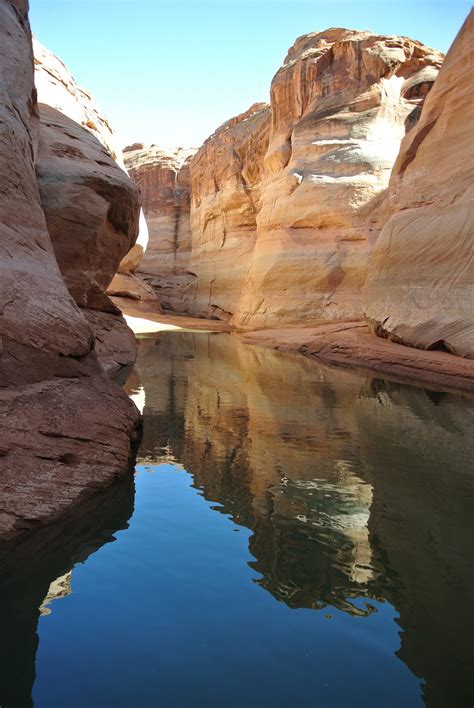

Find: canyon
<box><xmin>0</xmin><ymin>0</ymin><xmax>473</xmax><ymax>542</ymax></box>
<box><xmin>124</xmin><ymin>14</ymin><xmax>473</xmax><ymax>390</ymax></box>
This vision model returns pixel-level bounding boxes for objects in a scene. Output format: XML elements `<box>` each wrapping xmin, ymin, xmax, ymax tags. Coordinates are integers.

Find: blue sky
<box><xmin>30</xmin><ymin>0</ymin><xmax>470</xmax><ymax>149</ymax></box>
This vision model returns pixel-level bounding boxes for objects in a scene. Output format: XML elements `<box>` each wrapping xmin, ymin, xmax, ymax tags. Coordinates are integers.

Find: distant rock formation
<box><xmin>186</xmin><ymin>30</ymin><xmax>443</xmax><ymax>327</ymax></box>
<box><xmin>189</xmin><ymin>103</ymin><xmax>270</xmax><ymax>319</ymax></box>
<box><xmin>123</xmin><ymin>145</ymin><xmax>197</xmax><ymax>312</ymax></box>
<box><xmin>0</xmin><ymin>0</ymin><xmax>140</xmax><ymax>541</ymax></box>
<box><xmin>364</xmin><ymin>10</ymin><xmax>474</xmax><ymax>358</ymax></box>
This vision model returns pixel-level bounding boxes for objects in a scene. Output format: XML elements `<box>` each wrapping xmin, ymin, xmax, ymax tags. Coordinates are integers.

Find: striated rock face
<box><xmin>34</xmin><ymin>39</ymin><xmax>143</xmax><ymax>368</ymax></box>
<box><xmin>364</xmin><ymin>11</ymin><xmax>474</xmax><ymax>358</ymax></box>
<box><xmin>124</xmin><ymin>145</ymin><xmax>197</xmax><ymax>312</ymax></box>
<box><xmin>187</xmin><ymin>30</ymin><xmax>442</xmax><ymax>327</ymax></box>
<box><xmin>189</xmin><ymin>104</ymin><xmax>271</xmax><ymax>319</ymax></box>
<box><xmin>0</xmin><ymin>0</ymin><xmax>140</xmax><ymax>541</ymax></box>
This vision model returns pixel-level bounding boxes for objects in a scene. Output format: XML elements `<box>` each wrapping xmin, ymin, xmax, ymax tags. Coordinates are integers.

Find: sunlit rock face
<box><xmin>364</xmin><ymin>11</ymin><xmax>474</xmax><ymax>358</ymax></box>
<box><xmin>124</xmin><ymin>145</ymin><xmax>197</xmax><ymax>312</ymax></box>
<box><xmin>187</xmin><ymin>30</ymin><xmax>442</xmax><ymax>327</ymax></box>
<box><xmin>33</xmin><ymin>39</ymin><xmax>142</xmax><ymax>369</ymax></box>
<box><xmin>189</xmin><ymin>104</ymin><xmax>271</xmax><ymax>319</ymax></box>
<box><xmin>0</xmin><ymin>0</ymin><xmax>140</xmax><ymax>540</ymax></box>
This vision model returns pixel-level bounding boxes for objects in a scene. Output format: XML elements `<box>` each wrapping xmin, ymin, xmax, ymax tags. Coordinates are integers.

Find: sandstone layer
<box><xmin>0</xmin><ymin>0</ymin><xmax>140</xmax><ymax>541</ymax></box>
<box><xmin>123</xmin><ymin>145</ymin><xmax>197</xmax><ymax>312</ymax></box>
<box><xmin>187</xmin><ymin>31</ymin><xmax>442</xmax><ymax>327</ymax></box>
<box><xmin>34</xmin><ymin>39</ymin><xmax>143</xmax><ymax>368</ymax></box>
<box><xmin>364</xmin><ymin>10</ymin><xmax>474</xmax><ymax>358</ymax></box>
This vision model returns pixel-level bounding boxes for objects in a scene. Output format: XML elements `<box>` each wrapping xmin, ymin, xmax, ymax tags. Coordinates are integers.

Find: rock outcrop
<box><xmin>34</xmin><ymin>39</ymin><xmax>143</xmax><ymax>369</ymax></box>
<box><xmin>186</xmin><ymin>31</ymin><xmax>443</xmax><ymax>327</ymax></box>
<box><xmin>123</xmin><ymin>145</ymin><xmax>197</xmax><ymax>312</ymax></box>
<box><xmin>364</xmin><ymin>11</ymin><xmax>474</xmax><ymax>358</ymax></box>
<box><xmin>0</xmin><ymin>0</ymin><xmax>140</xmax><ymax>541</ymax></box>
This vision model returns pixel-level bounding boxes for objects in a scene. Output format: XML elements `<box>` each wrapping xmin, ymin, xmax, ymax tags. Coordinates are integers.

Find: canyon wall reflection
<box><xmin>127</xmin><ymin>332</ymin><xmax>474</xmax><ymax>708</ymax></box>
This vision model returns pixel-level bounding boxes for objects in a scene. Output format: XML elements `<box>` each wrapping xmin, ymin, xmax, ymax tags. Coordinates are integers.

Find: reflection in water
<box><xmin>0</xmin><ymin>474</ymin><xmax>134</xmax><ymax>708</ymax></box>
<box><xmin>127</xmin><ymin>332</ymin><xmax>474</xmax><ymax>707</ymax></box>
<box><xmin>1</xmin><ymin>331</ymin><xmax>472</xmax><ymax>707</ymax></box>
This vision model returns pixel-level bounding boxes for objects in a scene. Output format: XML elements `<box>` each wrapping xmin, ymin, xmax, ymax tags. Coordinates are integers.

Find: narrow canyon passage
<box><xmin>1</xmin><ymin>333</ymin><xmax>472</xmax><ymax>708</ymax></box>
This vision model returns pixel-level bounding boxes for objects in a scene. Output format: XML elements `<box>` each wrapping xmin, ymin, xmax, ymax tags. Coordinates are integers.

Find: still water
<box><xmin>1</xmin><ymin>332</ymin><xmax>473</xmax><ymax>707</ymax></box>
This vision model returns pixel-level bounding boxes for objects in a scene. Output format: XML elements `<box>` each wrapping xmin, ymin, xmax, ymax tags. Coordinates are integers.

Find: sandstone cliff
<box><xmin>34</xmin><ymin>39</ymin><xmax>142</xmax><ymax>370</ymax></box>
<box><xmin>186</xmin><ymin>31</ymin><xmax>442</xmax><ymax>327</ymax></box>
<box><xmin>122</xmin><ymin>144</ymin><xmax>197</xmax><ymax>312</ymax></box>
<box><xmin>189</xmin><ymin>103</ymin><xmax>270</xmax><ymax>319</ymax></box>
<box><xmin>0</xmin><ymin>0</ymin><xmax>140</xmax><ymax>541</ymax></box>
<box><xmin>364</xmin><ymin>10</ymin><xmax>474</xmax><ymax>358</ymax></box>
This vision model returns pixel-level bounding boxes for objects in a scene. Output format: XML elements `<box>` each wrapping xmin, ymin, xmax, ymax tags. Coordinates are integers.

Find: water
<box><xmin>1</xmin><ymin>332</ymin><xmax>473</xmax><ymax>708</ymax></box>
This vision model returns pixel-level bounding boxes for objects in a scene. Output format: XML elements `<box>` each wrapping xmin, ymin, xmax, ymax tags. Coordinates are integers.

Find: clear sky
<box><xmin>30</xmin><ymin>0</ymin><xmax>470</xmax><ymax>150</ymax></box>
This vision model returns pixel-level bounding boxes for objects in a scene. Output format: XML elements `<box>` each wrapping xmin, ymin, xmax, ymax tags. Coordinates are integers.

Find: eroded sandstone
<box><xmin>34</xmin><ymin>40</ymin><xmax>144</xmax><ymax>368</ymax></box>
<box><xmin>364</xmin><ymin>10</ymin><xmax>474</xmax><ymax>358</ymax></box>
<box><xmin>186</xmin><ymin>31</ymin><xmax>443</xmax><ymax>328</ymax></box>
<box><xmin>0</xmin><ymin>0</ymin><xmax>140</xmax><ymax>541</ymax></box>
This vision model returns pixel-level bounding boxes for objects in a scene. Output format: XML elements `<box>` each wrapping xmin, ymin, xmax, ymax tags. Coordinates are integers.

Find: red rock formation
<box><xmin>123</xmin><ymin>145</ymin><xmax>197</xmax><ymax>312</ymax></box>
<box><xmin>186</xmin><ymin>31</ymin><xmax>442</xmax><ymax>328</ymax></box>
<box><xmin>0</xmin><ymin>0</ymin><xmax>140</xmax><ymax>541</ymax></box>
<box><xmin>364</xmin><ymin>11</ymin><xmax>474</xmax><ymax>358</ymax></box>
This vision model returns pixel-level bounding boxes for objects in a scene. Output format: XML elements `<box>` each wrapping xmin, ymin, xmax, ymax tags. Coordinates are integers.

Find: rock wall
<box><xmin>0</xmin><ymin>0</ymin><xmax>140</xmax><ymax>541</ymax></box>
<box><xmin>34</xmin><ymin>39</ymin><xmax>143</xmax><ymax>369</ymax></box>
<box><xmin>123</xmin><ymin>144</ymin><xmax>197</xmax><ymax>312</ymax></box>
<box><xmin>189</xmin><ymin>103</ymin><xmax>270</xmax><ymax>319</ymax></box>
<box><xmin>187</xmin><ymin>30</ymin><xmax>442</xmax><ymax>328</ymax></box>
<box><xmin>34</xmin><ymin>38</ymin><xmax>149</xmax><ymax>284</ymax></box>
<box><xmin>364</xmin><ymin>10</ymin><xmax>474</xmax><ymax>358</ymax></box>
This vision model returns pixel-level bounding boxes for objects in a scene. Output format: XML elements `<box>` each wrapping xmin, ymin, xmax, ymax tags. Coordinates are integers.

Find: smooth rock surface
<box><xmin>0</xmin><ymin>1</ymin><xmax>140</xmax><ymax>541</ymax></box>
<box><xmin>37</xmin><ymin>105</ymin><xmax>141</xmax><ymax>312</ymax></box>
<box><xmin>364</xmin><ymin>11</ymin><xmax>474</xmax><ymax>357</ymax></box>
<box><xmin>34</xmin><ymin>38</ymin><xmax>148</xmax><ymax>293</ymax></box>
<box><xmin>0</xmin><ymin>2</ymin><xmax>92</xmax><ymax>357</ymax></box>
